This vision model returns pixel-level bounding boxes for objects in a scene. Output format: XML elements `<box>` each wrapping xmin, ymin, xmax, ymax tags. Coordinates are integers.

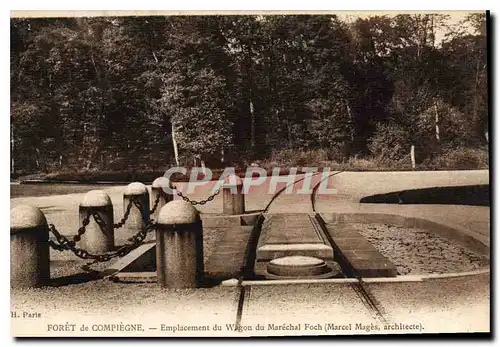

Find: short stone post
<box><xmin>151</xmin><ymin>177</ymin><xmax>174</xmax><ymax>221</ymax></box>
<box><xmin>123</xmin><ymin>182</ymin><xmax>150</xmax><ymax>232</ymax></box>
<box><xmin>10</xmin><ymin>205</ymin><xmax>50</xmax><ymax>288</ymax></box>
<box><xmin>79</xmin><ymin>190</ymin><xmax>114</xmax><ymax>253</ymax></box>
<box><xmin>223</xmin><ymin>174</ymin><xmax>245</xmax><ymax>215</ymax></box>
<box><xmin>156</xmin><ymin>200</ymin><xmax>204</xmax><ymax>288</ymax></box>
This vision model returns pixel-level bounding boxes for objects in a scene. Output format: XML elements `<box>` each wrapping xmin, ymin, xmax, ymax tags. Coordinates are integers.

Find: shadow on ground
<box><xmin>360</xmin><ymin>185</ymin><xmax>489</xmax><ymax>206</ymax></box>
<box><xmin>50</xmin><ymin>271</ymin><xmax>104</xmax><ymax>287</ymax></box>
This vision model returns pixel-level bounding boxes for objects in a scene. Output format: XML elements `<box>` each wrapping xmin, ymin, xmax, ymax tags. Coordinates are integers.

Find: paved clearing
<box><xmin>10</xmin><ymin>170</ymin><xmax>490</xmax><ymax>336</ymax></box>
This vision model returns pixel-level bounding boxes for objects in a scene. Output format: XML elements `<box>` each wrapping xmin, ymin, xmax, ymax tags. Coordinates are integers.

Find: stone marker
<box><xmin>10</xmin><ymin>205</ymin><xmax>50</xmax><ymax>288</ymax></box>
<box><xmin>156</xmin><ymin>200</ymin><xmax>204</xmax><ymax>288</ymax></box>
<box><xmin>151</xmin><ymin>177</ymin><xmax>174</xmax><ymax>221</ymax></box>
<box><xmin>79</xmin><ymin>190</ymin><xmax>114</xmax><ymax>253</ymax></box>
<box><xmin>223</xmin><ymin>174</ymin><xmax>245</xmax><ymax>215</ymax></box>
<box><xmin>123</xmin><ymin>182</ymin><xmax>150</xmax><ymax>233</ymax></box>
<box><xmin>266</xmin><ymin>256</ymin><xmax>341</xmax><ymax>279</ymax></box>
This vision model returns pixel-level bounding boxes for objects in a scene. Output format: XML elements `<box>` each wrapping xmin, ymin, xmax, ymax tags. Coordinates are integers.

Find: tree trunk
<box><xmin>171</xmin><ymin>123</ymin><xmax>179</xmax><ymax>166</ymax></box>
<box><xmin>286</xmin><ymin>117</ymin><xmax>292</xmax><ymax>148</ymax></box>
<box><xmin>434</xmin><ymin>102</ymin><xmax>440</xmax><ymax>141</ymax></box>
<box><xmin>474</xmin><ymin>58</ymin><xmax>481</xmax><ymax>140</ymax></box>
<box><xmin>411</xmin><ymin>145</ymin><xmax>416</xmax><ymax>169</ymax></box>
<box><xmin>11</xmin><ymin>125</ymin><xmax>15</xmax><ymax>175</ymax></box>
<box><xmin>250</xmin><ymin>99</ymin><xmax>255</xmax><ymax>149</ymax></box>
<box><xmin>35</xmin><ymin>148</ymin><xmax>40</xmax><ymax>170</ymax></box>
<box><xmin>346</xmin><ymin>103</ymin><xmax>355</xmax><ymax>143</ymax></box>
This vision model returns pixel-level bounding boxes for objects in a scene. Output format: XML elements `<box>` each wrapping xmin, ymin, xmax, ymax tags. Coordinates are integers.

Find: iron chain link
<box><xmin>46</xmin><ymin>184</ymin><xmax>219</xmax><ymax>267</ymax></box>
<box><xmin>48</xmin><ymin>217</ymin><xmax>155</xmax><ymax>263</ymax></box>
<box><xmin>149</xmin><ymin>189</ymin><xmax>165</xmax><ymax>215</ymax></box>
<box><xmin>48</xmin><ymin>199</ymin><xmax>155</xmax><ymax>264</ymax></box>
<box><xmin>113</xmin><ymin>199</ymin><xmax>134</xmax><ymax>229</ymax></box>
<box><xmin>174</xmin><ymin>185</ymin><xmax>222</xmax><ymax>205</ymax></box>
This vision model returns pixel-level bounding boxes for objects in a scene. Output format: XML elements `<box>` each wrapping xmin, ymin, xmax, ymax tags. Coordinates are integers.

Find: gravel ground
<box><xmin>352</xmin><ymin>223</ymin><xmax>488</xmax><ymax>275</ymax></box>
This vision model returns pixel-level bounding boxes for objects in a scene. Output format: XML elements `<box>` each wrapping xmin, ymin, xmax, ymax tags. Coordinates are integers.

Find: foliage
<box><xmin>368</xmin><ymin>123</ymin><xmax>412</xmax><ymax>161</ymax></box>
<box><xmin>10</xmin><ymin>14</ymin><xmax>488</xmax><ymax>174</ymax></box>
<box><xmin>423</xmin><ymin>147</ymin><xmax>489</xmax><ymax>170</ymax></box>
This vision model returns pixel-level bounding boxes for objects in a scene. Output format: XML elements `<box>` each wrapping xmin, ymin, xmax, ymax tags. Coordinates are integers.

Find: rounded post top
<box><xmin>157</xmin><ymin>200</ymin><xmax>200</xmax><ymax>225</ymax></box>
<box><xmin>224</xmin><ymin>174</ymin><xmax>243</xmax><ymax>187</ymax></box>
<box><xmin>11</xmin><ymin>205</ymin><xmax>48</xmax><ymax>231</ymax></box>
<box><xmin>152</xmin><ymin>176</ymin><xmax>172</xmax><ymax>189</ymax></box>
<box><xmin>124</xmin><ymin>182</ymin><xmax>148</xmax><ymax>196</ymax></box>
<box><xmin>80</xmin><ymin>190</ymin><xmax>112</xmax><ymax>207</ymax></box>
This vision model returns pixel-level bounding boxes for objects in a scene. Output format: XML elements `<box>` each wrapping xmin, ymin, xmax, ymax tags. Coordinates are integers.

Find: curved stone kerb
<box><xmin>80</xmin><ymin>190</ymin><xmax>112</xmax><ymax>207</ymax></box>
<box><xmin>157</xmin><ymin>200</ymin><xmax>200</xmax><ymax>225</ymax></box>
<box><xmin>124</xmin><ymin>182</ymin><xmax>148</xmax><ymax>196</ymax></box>
<box><xmin>11</xmin><ymin>205</ymin><xmax>48</xmax><ymax>231</ymax></box>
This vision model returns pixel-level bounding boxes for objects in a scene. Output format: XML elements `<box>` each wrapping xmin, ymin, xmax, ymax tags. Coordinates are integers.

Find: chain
<box><xmin>113</xmin><ymin>199</ymin><xmax>134</xmax><ymax>229</ymax></box>
<box><xmin>73</xmin><ymin>211</ymin><xmax>91</xmax><ymax>243</ymax></box>
<box><xmin>173</xmin><ymin>185</ymin><xmax>222</xmax><ymax>206</ymax></box>
<box><xmin>46</xmin><ymin>184</ymin><xmax>217</xmax><ymax>267</ymax></box>
<box><xmin>48</xmin><ymin>197</ymin><xmax>154</xmax><ymax>264</ymax></box>
<box><xmin>48</xmin><ymin>219</ymin><xmax>156</xmax><ymax>263</ymax></box>
<box><xmin>149</xmin><ymin>190</ymin><xmax>164</xmax><ymax>215</ymax></box>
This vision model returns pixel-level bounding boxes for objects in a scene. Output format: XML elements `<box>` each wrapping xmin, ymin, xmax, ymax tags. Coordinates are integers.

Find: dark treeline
<box><xmin>10</xmin><ymin>14</ymin><xmax>488</xmax><ymax>174</ymax></box>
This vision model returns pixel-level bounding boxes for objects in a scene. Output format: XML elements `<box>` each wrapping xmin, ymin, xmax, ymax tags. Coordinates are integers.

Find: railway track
<box><xmin>234</xmin><ymin>170</ymin><xmax>389</xmax><ymax>329</ymax></box>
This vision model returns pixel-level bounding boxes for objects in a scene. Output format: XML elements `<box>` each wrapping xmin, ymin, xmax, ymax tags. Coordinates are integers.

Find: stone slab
<box><xmin>349</xmin><ymin>258</ymin><xmax>398</xmax><ymax>277</ymax></box>
<box><xmin>205</xmin><ymin>226</ymin><xmax>254</xmax><ymax>278</ymax></box>
<box><xmin>111</xmin><ymin>271</ymin><xmax>157</xmax><ymax>283</ymax></box>
<box><xmin>256</xmin><ymin>243</ymin><xmax>333</xmax><ymax>261</ymax></box>
<box><xmin>332</xmin><ymin>237</ymin><xmax>375</xmax><ymax>251</ymax></box>
<box><xmin>103</xmin><ymin>241</ymin><xmax>156</xmax><ymax>277</ymax></box>
<box><xmin>324</xmin><ymin>224</ymin><xmax>397</xmax><ymax>278</ymax></box>
<box><xmin>342</xmin><ymin>250</ymin><xmax>387</xmax><ymax>261</ymax></box>
<box><xmin>265</xmin><ymin>228</ymin><xmax>324</xmax><ymax>244</ymax></box>
<box><xmin>259</xmin><ymin>214</ymin><xmax>324</xmax><ymax>246</ymax></box>
<box><xmin>202</xmin><ymin>216</ymin><xmax>242</xmax><ymax>228</ymax></box>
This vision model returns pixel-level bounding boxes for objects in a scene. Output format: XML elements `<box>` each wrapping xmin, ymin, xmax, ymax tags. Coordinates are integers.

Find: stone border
<box><xmin>321</xmin><ymin>212</ymin><xmax>490</xmax><ymax>258</ymax></box>
<box><xmin>219</xmin><ymin>267</ymin><xmax>490</xmax><ymax>286</ymax></box>
<box><xmin>109</xmin><ymin>266</ymin><xmax>491</xmax><ymax>286</ymax></box>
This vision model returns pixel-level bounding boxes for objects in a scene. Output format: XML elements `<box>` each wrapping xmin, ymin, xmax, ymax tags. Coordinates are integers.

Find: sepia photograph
<box><xmin>9</xmin><ymin>10</ymin><xmax>490</xmax><ymax>337</ymax></box>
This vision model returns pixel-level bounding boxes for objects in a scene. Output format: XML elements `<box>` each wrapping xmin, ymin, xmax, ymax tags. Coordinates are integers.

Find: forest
<box><xmin>10</xmin><ymin>13</ymin><xmax>489</xmax><ymax>177</ymax></box>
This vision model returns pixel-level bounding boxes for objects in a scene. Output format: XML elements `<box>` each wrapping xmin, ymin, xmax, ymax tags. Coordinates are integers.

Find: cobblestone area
<box><xmin>352</xmin><ymin>223</ymin><xmax>488</xmax><ymax>275</ymax></box>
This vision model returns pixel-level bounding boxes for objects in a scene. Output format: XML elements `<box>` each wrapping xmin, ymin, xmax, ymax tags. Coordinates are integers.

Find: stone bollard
<box><xmin>151</xmin><ymin>177</ymin><xmax>174</xmax><ymax>221</ymax></box>
<box><xmin>156</xmin><ymin>200</ymin><xmax>204</xmax><ymax>288</ymax></box>
<box><xmin>79</xmin><ymin>190</ymin><xmax>114</xmax><ymax>253</ymax></box>
<box><xmin>10</xmin><ymin>205</ymin><xmax>50</xmax><ymax>288</ymax></box>
<box><xmin>123</xmin><ymin>182</ymin><xmax>150</xmax><ymax>232</ymax></box>
<box><xmin>222</xmin><ymin>174</ymin><xmax>245</xmax><ymax>215</ymax></box>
